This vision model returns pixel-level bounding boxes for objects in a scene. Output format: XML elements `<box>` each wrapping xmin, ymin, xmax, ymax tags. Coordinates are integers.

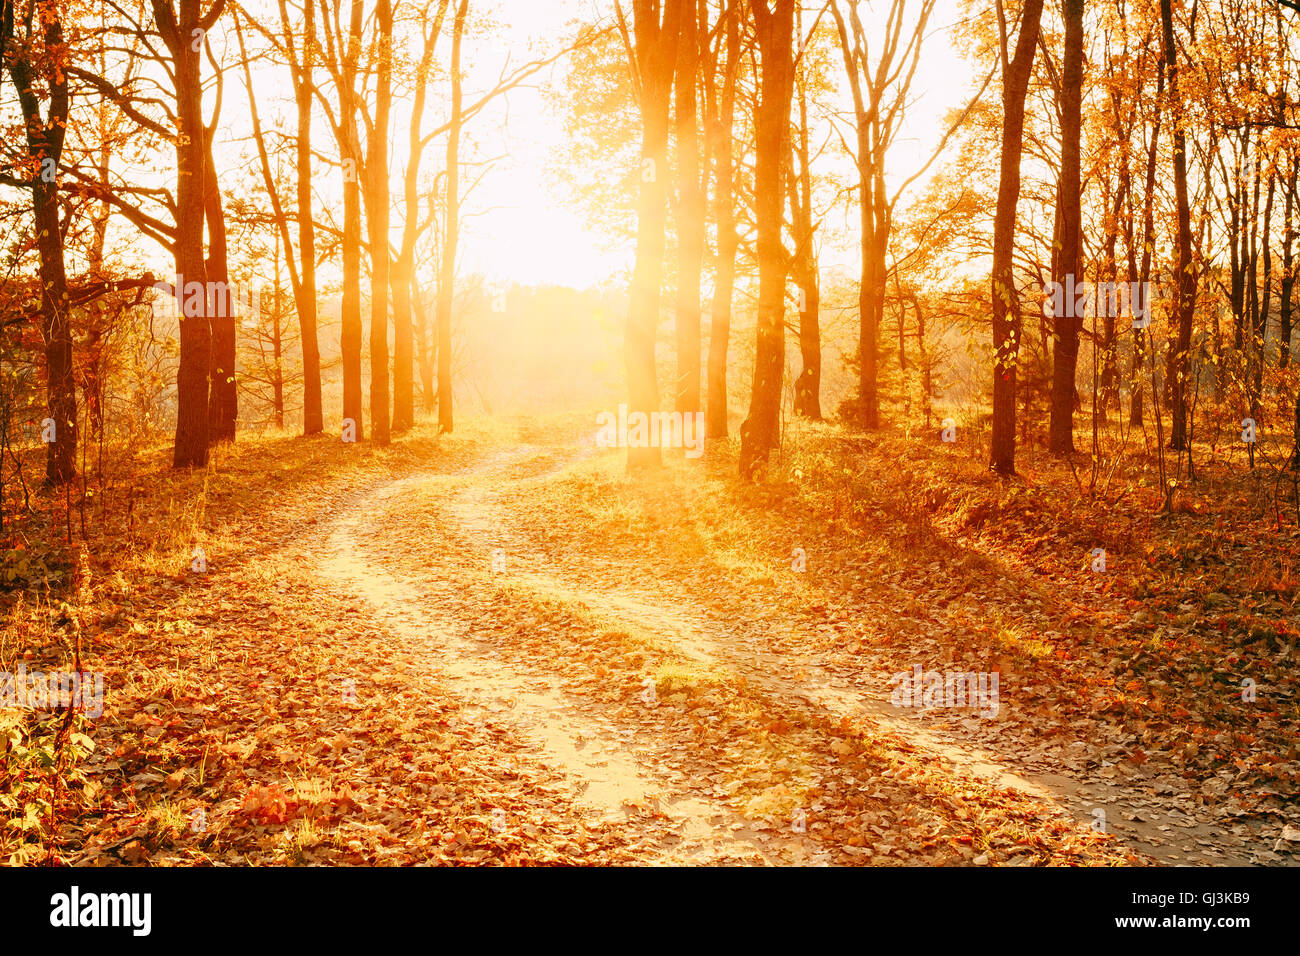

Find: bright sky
<box><xmin>457</xmin><ymin>0</ymin><xmax>978</xmax><ymax>288</ymax></box>
<box><xmin>455</xmin><ymin>0</ymin><xmax>621</xmax><ymax>287</ymax></box>
<box><xmin>23</xmin><ymin>0</ymin><xmax>980</xmax><ymax>290</ymax></box>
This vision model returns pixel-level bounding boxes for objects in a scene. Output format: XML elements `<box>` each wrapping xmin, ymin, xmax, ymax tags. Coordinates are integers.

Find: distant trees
<box><xmin>236</xmin><ymin>0</ymin><xmax>323</xmax><ymax>436</ymax></box>
<box><xmin>830</xmin><ymin>0</ymin><xmax>936</xmax><ymax>432</ymax></box>
<box><xmin>973</xmin><ymin>0</ymin><xmax>1300</xmax><ymax>476</ymax></box>
<box><xmin>8</xmin><ymin>0</ymin><xmax>1300</xmax><ymax>504</ymax></box>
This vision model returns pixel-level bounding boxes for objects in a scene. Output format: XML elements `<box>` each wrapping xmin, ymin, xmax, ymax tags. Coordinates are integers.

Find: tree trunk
<box><xmin>158</xmin><ymin>1</ymin><xmax>216</xmax><ymax>469</ymax></box>
<box><xmin>293</xmin><ymin>0</ymin><xmax>322</xmax><ymax>434</ymax></box>
<box><xmin>1100</xmin><ymin>154</ymin><xmax>1127</xmax><ymax>413</ymax></box>
<box><xmin>436</xmin><ymin>0</ymin><xmax>469</xmax><ymax>434</ymax></box>
<box><xmin>273</xmin><ymin>268</ymin><xmax>285</xmax><ymax>429</ymax></box>
<box><xmin>390</xmin><ymin>4</ymin><xmax>449</xmax><ymax>433</ymax></box>
<box><xmin>331</xmin><ymin>0</ymin><xmax>366</xmax><ymax>441</ymax></box>
<box><xmin>414</xmin><ymin>275</ymin><xmax>435</xmax><ymax>411</ymax></box>
<box><xmin>7</xmin><ymin>13</ymin><xmax>75</xmax><ymax>484</ymax></box>
<box><xmin>791</xmin><ymin>11</ymin><xmax>821</xmax><ymax>421</ymax></box>
<box><xmin>623</xmin><ymin>0</ymin><xmax>682</xmax><ymax>469</ymax></box>
<box><xmin>1131</xmin><ymin>62</ymin><xmax>1162</xmax><ymax>428</ymax></box>
<box><xmin>243</xmin><ymin>2</ymin><xmax>321</xmax><ymax>435</ymax></box>
<box><xmin>1161</xmin><ymin>0</ymin><xmax>1194</xmax><ymax>451</ymax></box>
<box><xmin>705</xmin><ymin>0</ymin><xmax>738</xmax><ymax>439</ymax></box>
<box><xmin>365</xmin><ymin>0</ymin><xmax>394</xmax><ymax>446</ymax></box>
<box><xmin>1253</xmin><ymin>171</ymin><xmax>1276</xmax><ymax>423</ymax></box>
<box><xmin>204</xmin><ymin>128</ymin><xmax>237</xmax><ymax>444</ymax></box>
<box><xmin>989</xmin><ymin>0</ymin><xmax>1046</xmax><ymax>475</ymax></box>
<box><xmin>1281</xmin><ymin>165</ymin><xmax>1296</xmax><ymax>368</ymax></box>
<box><xmin>673</xmin><ymin>0</ymin><xmax>704</xmax><ymax>414</ymax></box>
<box><xmin>391</xmin><ymin>3</ymin><xmax>449</xmax><ymax>428</ymax></box>
<box><xmin>390</xmin><ymin>271</ymin><xmax>416</xmax><ymax>431</ymax></box>
<box><xmin>1048</xmin><ymin>0</ymin><xmax>1085</xmax><ymax>456</ymax></box>
<box><xmin>738</xmin><ymin>0</ymin><xmax>795</xmax><ymax>478</ymax></box>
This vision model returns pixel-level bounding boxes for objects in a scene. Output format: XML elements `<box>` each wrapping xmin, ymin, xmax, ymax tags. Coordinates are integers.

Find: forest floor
<box><xmin>3</xmin><ymin>413</ymin><xmax>1298</xmax><ymax>866</ymax></box>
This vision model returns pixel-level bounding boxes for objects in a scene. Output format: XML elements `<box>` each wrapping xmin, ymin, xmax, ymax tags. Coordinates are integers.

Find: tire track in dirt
<box><xmin>451</xmin><ymin>445</ymin><xmax>1268</xmax><ymax>866</ymax></box>
<box><xmin>312</xmin><ymin>448</ymin><xmax>820</xmax><ymax>865</ymax></box>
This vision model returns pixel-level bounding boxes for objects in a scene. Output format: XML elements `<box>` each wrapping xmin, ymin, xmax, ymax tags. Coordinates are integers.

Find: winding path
<box><xmin>305</xmin><ymin>440</ymin><xmax>1266</xmax><ymax>865</ymax></box>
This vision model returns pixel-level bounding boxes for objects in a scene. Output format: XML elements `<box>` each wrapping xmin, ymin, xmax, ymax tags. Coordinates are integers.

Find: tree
<box><xmin>989</xmin><ymin>0</ymin><xmax>1046</xmax><ymax>476</ymax></box>
<box><xmin>154</xmin><ymin>0</ymin><xmax>227</xmax><ymax>469</ymax></box>
<box><xmin>1161</xmin><ymin>0</ymin><xmax>1194</xmax><ymax>450</ymax></box>
<box><xmin>436</xmin><ymin>0</ymin><xmax>468</xmax><ymax>434</ymax></box>
<box><xmin>790</xmin><ymin>1</ymin><xmax>821</xmax><ymax>420</ymax></box>
<box><xmin>364</xmin><ymin>0</ymin><xmax>395</xmax><ymax>446</ymax></box>
<box><xmin>203</xmin><ymin>37</ymin><xmax>236</xmax><ymax>445</ymax></box>
<box><xmin>1048</xmin><ymin>0</ymin><xmax>1085</xmax><ymax>455</ymax></box>
<box><xmin>390</xmin><ymin>1</ymin><xmax>451</xmax><ymax>433</ymax></box>
<box><xmin>3</xmin><ymin>2</ymin><xmax>75</xmax><ymax>483</ymax></box>
<box><xmin>738</xmin><ymin>0</ymin><xmax>794</xmax><ymax>479</ymax></box>
<box><xmin>318</xmin><ymin>0</ymin><xmax>366</xmax><ymax>441</ymax></box>
<box><xmin>240</xmin><ymin>0</ymin><xmax>325</xmax><ymax>436</ymax></box>
<box><xmin>673</xmin><ymin>0</ymin><xmax>705</xmax><ymax>414</ymax></box>
<box><xmin>831</xmin><ymin>0</ymin><xmax>937</xmax><ymax>430</ymax></box>
<box><xmin>704</xmin><ymin>0</ymin><xmax>740</xmax><ymax>438</ymax></box>
<box><xmin>616</xmin><ymin>0</ymin><xmax>682</xmax><ymax>469</ymax></box>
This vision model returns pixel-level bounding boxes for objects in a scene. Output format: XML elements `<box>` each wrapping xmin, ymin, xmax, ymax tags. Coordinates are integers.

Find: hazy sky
<box><xmin>17</xmin><ymin>0</ymin><xmax>981</xmax><ymax>291</ymax></box>
<box><xmin>456</xmin><ymin>0</ymin><xmax>978</xmax><ymax>288</ymax></box>
<box><xmin>453</xmin><ymin>0</ymin><xmax>616</xmax><ymax>287</ymax></box>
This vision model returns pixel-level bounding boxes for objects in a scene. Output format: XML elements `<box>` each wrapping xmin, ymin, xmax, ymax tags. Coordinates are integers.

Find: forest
<box><xmin>0</xmin><ymin>0</ymin><xmax>1297</xmax><ymax>874</ymax></box>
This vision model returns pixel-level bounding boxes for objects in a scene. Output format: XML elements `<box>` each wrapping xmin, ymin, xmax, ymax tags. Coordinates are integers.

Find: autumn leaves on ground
<box><xmin>1</xmin><ymin>415</ymin><xmax>1296</xmax><ymax>866</ymax></box>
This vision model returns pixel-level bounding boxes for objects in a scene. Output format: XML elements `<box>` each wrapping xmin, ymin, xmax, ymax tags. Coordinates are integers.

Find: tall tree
<box><xmin>1129</xmin><ymin>23</ymin><xmax>1162</xmax><ymax>428</ymax></box>
<box><xmin>0</xmin><ymin>0</ymin><xmax>11</xmax><ymax>60</ymax></box>
<box><xmin>989</xmin><ymin>0</ymin><xmax>1046</xmax><ymax>476</ymax></box>
<box><xmin>238</xmin><ymin>0</ymin><xmax>324</xmax><ymax>435</ymax></box>
<box><xmin>318</xmin><ymin>0</ymin><xmax>366</xmax><ymax>440</ymax></box>
<box><xmin>1048</xmin><ymin>0</ymin><xmax>1085</xmax><ymax>454</ymax></box>
<box><xmin>790</xmin><ymin>1</ymin><xmax>821</xmax><ymax>420</ymax></box>
<box><xmin>738</xmin><ymin>0</ymin><xmax>795</xmax><ymax>478</ymax></box>
<box><xmin>616</xmin><ymin>0</ymin><xmax>682</xmax><ymax>469</ymax></box>
<box><xmin>673</xmin><ymin>0</ymin><xmax>705</xmax><ymax>413</ymax></box>
<box><xmin>4</xmin><ymin>1</ymin><xmax>75</xmax><ymax>483</ymax></box>
<box><xmin>1280</xmin><ymin>149</ymin><xmax>1297</xmax><ymax>367</ymax></box>
<box><xmin>203</xmin><ymin>42</ymin><xmax>236</xmax><ymax>445</ymax></box>
<box><xmin>364</xmin><ymin>0</ymin><xmax>395</xmax><ymax>446</ymax></box>
<box><xmin>154</xmin><ymin>0</ymin><xmax>227</xmax><ymax>468</ymax></box>
<box><xmin>391</xmin><ymin>0</ymin><xmax>450</xmax><ymax>433</ymax></box>
<box><xmin>291</xmin><ymin>0</ymin><xmax>322</xmax><ymax>435</ymax></box>
<box><xmin>831</xmin><ymin>0</ymin><xmax>936</xmax><ymax>430</ymax></box>
<box><xmin>1161</xmin><ymin>0</ymin><xmax>1194</xmax><ymax>450</ymax></box>
<box><xmin>704</xmin><ymin>0</ymin><xmax>740</xmax><ymax>438</ymax></box>
<box><xmin>435</xmin><ymin>0</ymin><xmax>468</xmax><ymax>433</ymax></box>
